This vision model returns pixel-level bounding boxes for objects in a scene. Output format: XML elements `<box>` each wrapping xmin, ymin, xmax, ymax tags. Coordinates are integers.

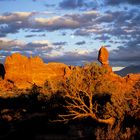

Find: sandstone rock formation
<box><xmin>98</xmin><ymin>46</ymin><xmax>109</xmax><ymax>65</ymax></box>
<box><xmin>98</xmin><ymin>46</ymin><xmax>112</xmax><ymax>72</ymax></box>
<box><xmin>4</xmin><ymin>53</ymin><xmax>71</xmax><ymax>89</ymax></box>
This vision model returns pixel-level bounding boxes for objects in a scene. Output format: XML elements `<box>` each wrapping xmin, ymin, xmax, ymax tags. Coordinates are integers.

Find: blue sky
<box><xmin>0</xmin><ymin>0</ymin><xmax>140</xmax><ymax>67</ymax></box>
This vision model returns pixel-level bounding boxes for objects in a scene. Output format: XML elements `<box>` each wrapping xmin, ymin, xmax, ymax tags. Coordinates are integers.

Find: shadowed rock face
<box><xmin>0</xmin><ymin>63</ymin><xmax>5</xmax><ymax>79</ymax></box>
<box><xmin>98</xmin><ymin>46</ymin><xmax>112</xmax><ymax>72</ymax></box>
<box><xmin>4</xmin><ymin>53</ymin><xmax>71</xmax><ymax>89</ymax></box>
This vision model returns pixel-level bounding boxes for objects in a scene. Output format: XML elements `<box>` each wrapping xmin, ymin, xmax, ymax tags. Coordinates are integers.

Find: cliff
<box><xmin>4</xmin><ymin>53</ymin><xmax>71</xmax><ymax>89</ymax></box>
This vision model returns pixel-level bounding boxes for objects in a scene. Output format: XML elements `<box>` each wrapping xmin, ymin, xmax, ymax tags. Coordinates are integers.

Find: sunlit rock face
<box><xmin>98</xmin><ymin>46</ymin><xmax>112</xmax><ymax>72</ymax></box>
<box><xmin>4</xmin><ymin>53</ymin><xmax>71</xmax><ymax>89</ymax></box>
<box><xmin>98</xmin><ymin>46</ymin><xmax>109</xmax><ymax>65</ymax></box>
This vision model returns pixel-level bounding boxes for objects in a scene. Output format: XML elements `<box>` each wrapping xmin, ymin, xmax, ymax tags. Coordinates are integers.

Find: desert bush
<box><xmin>55</xmin><ymin>62</ymin><xmax>115</xmax><ymax>127</ymax></box>
<box><xmin>84</xmin><ymin>62</ymin><xmax>107</xmax><ymax>77</ymax></box>
<box><xmin>53</xmin><ymin>62</ymin><xmax>140</xmax><ymax>139</ymax></box>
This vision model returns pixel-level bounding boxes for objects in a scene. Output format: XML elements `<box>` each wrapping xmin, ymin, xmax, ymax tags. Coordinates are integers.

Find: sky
<box><xmin>0</xmin><ymin>0</ymin><xmax>140</xmax><ymax>68</ymax></box>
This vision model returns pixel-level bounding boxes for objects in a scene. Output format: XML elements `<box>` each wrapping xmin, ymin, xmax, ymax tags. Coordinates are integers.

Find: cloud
<box><xmin>0</xmin><ymin>37</ymin><xmax>97</xmax><ymax>65</ymax></box>
<box><xmin>0</xmin><ymin>8</ymin><xmax>139</xmax><ymax>66</ymax></box>
<box><xmin>75</xmin><ymin>9</ymin><xmax>140</xmax><ymax>38</ymax></box>
<box><xmin>53</xmin><ymin>42</ymin><xmax>67</xmax><ymax>46</ymax></box>
<box><xmin>0</xmin><ymin>12</ymin><xmax>34</xmax><ymax>23</ymax></box>
<box><xmin>95</xmin><ymin>35</ymin><xmax>110</xmax><ymax>42</ymax></box>
<box><xmin>59</xmin><ymin>0</ymin><xmax>97</xmax><ymax>10</ymax></box>
<box><xmin>59</xmin><ymin>0</ymin><xmax>85</xmax><ymax>9</ymax></box>
<box><xmin>0</xmin><ymin>12</ymin><xmax>36</xmax><ymax>37</ymax></box>
<box><xmin>110</xmin><ymin>38</ymin><xmax>140</xmax><ymax>66</ymax></box>
<box><xmin>34</xmin><ymin>16</ymin><xmax>80</xmax><ymax>30</ymax></box>
<box><xmin>25</xmin><ymin>34</ymin><xmax>36</xmax><ymax>38</ymax></box>
<box><xmin>25</xmin><ymin>34</ymin><xmax>46</xmax><ymax>38</ymax></box>
<box><xmin>0</xmin><ymin>38</ymin><xmax>65</xmax><ymax>63</ymax></box>
<box><xmin>0</xmin><ymin>37</ymin><xmax>140</xmax><ymax>67</ymax></box>
<box><xmin>45</xmin><ymin>4</ymin><xmax>56</xmax><ymax>7</ymax></box>
<box><xmin>0</xmin><ymin>38</ymin><xmax>25</xmax><ymax>50</ymax></box>
<box><xmin>43</xmin><ymin>50</ymin><xmax>98</xmax><ymax>66</ymax></box>
<box><xmin>0</xmin><ymin>38</ymin><xmax>60</xmax><ymax>55</ymax></box>
<box><xmin>0</xmin><ymin>10</ymin><xmax>99</xmax><ymax>36</ymax></box>
<box><xmin>25</xmin><ymin>40</ymin><xmax>53</xmax><ymax>53</ymax></box>
<box><xmin>30</xmin><ymin>10</ymin><xmax>98</xmax><ymax>31</ymax></box>
<box><xmin>75</xmin><ymin>41</ymin><xmax>86</xmax><ymax>45</ymax></box>
<box><xmin>106</xmin><ymin>0</ymin><xmax>140</xmax><ymax>5</ymax></box>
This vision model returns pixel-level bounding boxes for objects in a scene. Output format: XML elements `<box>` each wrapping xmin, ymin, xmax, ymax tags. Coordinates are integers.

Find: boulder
<box><xmin>98</xmin><ymin>46</ymin><xmax>112</xmax><ymax>72</ymax></box>
<box><xmin>98</xmin><ymin>46</ymin><xmax>109</xmax><ymax>65</ymax></box>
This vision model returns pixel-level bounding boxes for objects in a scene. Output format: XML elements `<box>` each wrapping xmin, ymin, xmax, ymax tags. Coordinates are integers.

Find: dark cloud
<box><xmin>106</xmin><ymin>0</ymin><xmax>140</xmax><ymax>5</ymax></box>
<box><xmin>25</xmin><ymin>41</ymin><xmax>54</xmax><ymax>53</ymax></box>
<box><xmin>61</xmin><ymin>32</ymin><xmax>67</xmax><ymax>36</ymax></box>
<box><xmin>30</xmin><ymin>29</ymin><xmax>44</xmax><ymax>32</ymax></box>
<box><xmin>75</xmin><ymin>9</ymin><xmax>140</xmax><ymax>41</ymax></box>
<box><xmin>95</xmin><ymin>35</ymin><xmax>110</xmax><ymax>41</ymax></box>
<box><xmin>0</xmin><ymin>24</ymin><xmax>19</xmax><ymax>37</ymax></box>
<box><xmin>25</xmin><ymin>34</ymin><xmax>46</xmax><ymax>38</ymax></box>
<box><xmin>53</xmin><ymin>42</ymin><xmax>67</xmax><ymax>46</ymax></box>
<box><xmin>25</xmin><ymin>34</ymin><xmax>36</xmax><ymax>38</ymax></box>
<box><xmin>38</xmin><ymin>34</ymin><xmax>46</xmax><ymax>37</ymax></box>
<box><xmin>0</xmin><ymin>12</ymin><xmax>36</xmax><ymax>36</ymax></box>
<box><xmin>59</xmin><ymin>0</ymin><xmax>97</xmax><ymax>10</ymax></box>
<box><xmin>110</xmin><ymin>38</ymin><xmax>140</xmax><ymax>66</ymax></box>
<box><xmin>74</xmin><ymin>29</ymin><xmax>91</xmax><ymax>36</ymax></box>
<box><xmin>45</xmin><ymin>4</ymin><xmax>56</xmax><ymax>7</ymax></box>
<box><xmin>59</xmin><ymin>0</ymin><xmax>85</xmax><ymax>9</ymax></box>
<box><xmin>75</xmin><ymin>41</ymin><xmax>86</xmax><ymax>45</ymax></box>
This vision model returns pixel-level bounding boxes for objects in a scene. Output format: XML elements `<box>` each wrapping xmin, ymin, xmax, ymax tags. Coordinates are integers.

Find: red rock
<box><xmin>4</xmin><ymin>53</ymin><xmax>71</xmax><ymax>89</ymax></box>
<box><xmin>98</xmin><ymin>46</ymin><xmax>112</xmax><ymax>72</ymax></box>
<box><xmin>98</xmin><ymin>46</ymin><xmax>109</xmax><ymax>65</ymax></box>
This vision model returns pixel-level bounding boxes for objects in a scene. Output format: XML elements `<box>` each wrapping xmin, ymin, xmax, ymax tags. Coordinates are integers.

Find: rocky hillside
<box><xmin>0</xmin><ymin>46</ymin><xmax>139</xmax><ymax>140</ymax></box>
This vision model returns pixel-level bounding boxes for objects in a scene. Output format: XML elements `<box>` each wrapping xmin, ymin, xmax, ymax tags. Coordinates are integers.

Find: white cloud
<box><xmin>0</xmin><ymin>38</ymin><xmax>25</xmax><ymax>50</ymax></box>
<box><xmin>34</xmin><ymin>16</ymin><xmax>80</xmax><ymax>29</ymax></box>
<box><xmin>0</xmin><ymin>12</ymin><xmax>35</xmax><ymax>23</ymax></box>
<box><xmin>32</xmin><ymin>40</ymin><xmax>51</xmax><ymax>45</ymax></box>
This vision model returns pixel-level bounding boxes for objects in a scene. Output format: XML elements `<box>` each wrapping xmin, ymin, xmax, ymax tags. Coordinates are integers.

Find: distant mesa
<box><xmin>115</xmin><ymin>65</ymin><xmax>140</xmax><ymax>76</ymax></box>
